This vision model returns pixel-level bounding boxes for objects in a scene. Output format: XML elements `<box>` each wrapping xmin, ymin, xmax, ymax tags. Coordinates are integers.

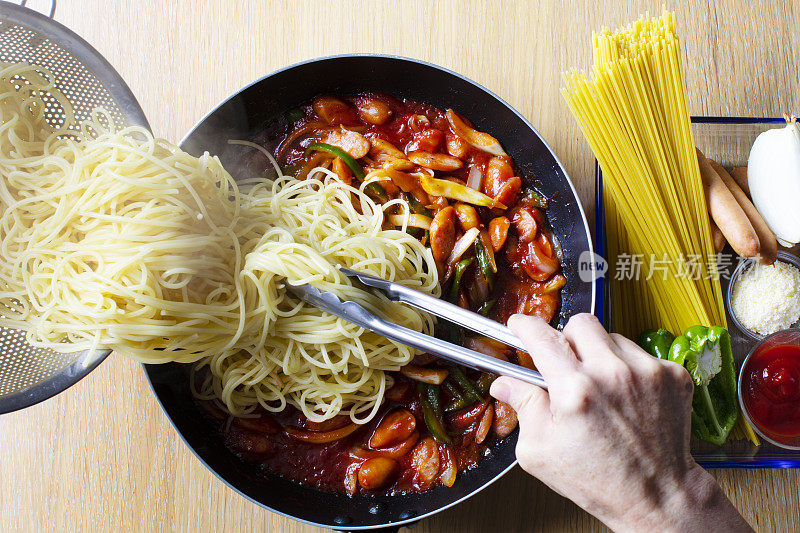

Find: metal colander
<box><xmin>0</xmin><ymin>1</ymin><xmax>149</xmax><ymax>414</ymax></box>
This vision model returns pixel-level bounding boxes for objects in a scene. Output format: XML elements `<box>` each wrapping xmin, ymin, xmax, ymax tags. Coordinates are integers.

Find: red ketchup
<box><xmin>742</xmin><ymin>343</ymin><xmax>800</xmax><ymax>437</ymax></box>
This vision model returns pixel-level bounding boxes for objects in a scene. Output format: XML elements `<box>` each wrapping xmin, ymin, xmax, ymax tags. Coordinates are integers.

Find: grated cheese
<box><xmin>731</xmin><ymin>260</ymin><xmax>800</xmax><ymax>335</ymax></box>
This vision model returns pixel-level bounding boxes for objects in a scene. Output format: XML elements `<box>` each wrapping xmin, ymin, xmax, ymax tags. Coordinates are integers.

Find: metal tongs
<box><xmin>287</xmin><ymin>268</ymin><xmax>546</xmax><ymax>389</ymax></box>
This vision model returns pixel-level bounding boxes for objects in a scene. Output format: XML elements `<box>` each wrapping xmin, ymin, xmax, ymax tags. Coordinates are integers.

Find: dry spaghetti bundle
<box><xmin>561</xmin><ymin>11</ymin><xmax>726</xmax><ymax>338</ymax></box>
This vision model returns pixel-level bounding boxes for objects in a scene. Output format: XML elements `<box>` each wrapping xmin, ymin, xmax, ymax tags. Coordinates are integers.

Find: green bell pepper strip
<box><xmin>364</xmin><ymin>182</ymin><xmax>389</xmax><ymax>202</ymax></box>
<box><xmin>637</xmin><ymin>328</ymin><xmax>675</xmax><ymax>360</ymax></box>
<box><xmin>442</xmin><ymin>378</ymin><xmax>469</xmax><ymax>413</ymax></box>
<box><xmin>475</xmin><ymin>372</ymin><xmax>496</xmax><ymax>395</ymax></box>
<box><xmin>440</xmin><ymin>320</ymin><xmax>464</xmax><ymax>345</ymax></box>
<box><xmin>448</xmin><ymin>366</ymin><xmax>482</xmax><ymax>403</ymax></box>
<box><xmin>399</xmin><ymin>194</ymin><xmax>431</xmax><ymax>241</ymax></box>
<box><xmin>406</xmin><ymin>226</ymin><xmax>424</xmax><ymax>239</ymax></box>
<box><xmin>669</xmin><ymin>325</ymin><xmax>739</xmax><ymax>446</ymax></box>
<box><xmin>304</xmin><ymin>142</ymin><xmax>387</xmax><ymax>201</ymax></box>
<box><xmin>449</xmin><ymin>257</ymin><xmax>475</xmax><ymax>303</ymax></box>
<box><xmin>417</xmin><ymin>383</ymin><xmax>451</xmax><ymax>443</ymax></box>
<box><xmin>476</xmin><ymin>299</ymin><xmax>496</xmax><ymax>316</ymax></box>
<box><xmin>473</xmin><ymin>238</ymin><xmax>495</xmax><ymax>291</ymax></box>
<box><xmin>403</xmin><ymin>192</ymin><xmax>433</xmax><ymax>218</ymax></box>
<box><xmin>426</xmin><ymin>383</ymin><xmax>442</xmax><ymax>417</ymax></box>
<box><xmin>444</xmin><ymin>396</ymin><xmax>471</xmax><ymax>413</ymax></box>
<box><xmin>524</xmin><ymin>190</ymin><xmax>548</xmax><ymax>208</ymax></box>
<box><xmin>443</xmin><ymin>379</ymin><xmax>465</xmax><ymax>403</ymax></box>
<box><xmin>282</xmin><ymin>163</ymin><xmax>299</xmax><ymax>176</ymax></box>
<box><xmin>305</xmin><ymin>142</ymin><xmax>365</xmax><ymax>179</ymax></box>
<box><xmin>285</xmin><ymin>107</ymin><xmax>305</xmax><ymax>124</ymax></box>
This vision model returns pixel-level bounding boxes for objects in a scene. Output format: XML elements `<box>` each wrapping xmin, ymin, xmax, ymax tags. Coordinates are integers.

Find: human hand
<box><xmin>490</xmin><ymin>314</ymin><xmax>751</xmax><ymax>532</ymax></box>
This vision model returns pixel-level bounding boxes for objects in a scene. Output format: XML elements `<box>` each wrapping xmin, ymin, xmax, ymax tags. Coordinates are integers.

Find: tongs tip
<box><xmin>338</xmin><ymin>266</ymin><xmax>359</xmax><ymax>277</ymax></box>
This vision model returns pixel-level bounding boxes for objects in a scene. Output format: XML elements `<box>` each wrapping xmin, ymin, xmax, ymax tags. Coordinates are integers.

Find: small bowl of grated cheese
<box><xmin>727</xmin><ymin>251</ymin><xmax>800</xmax><ymax>340</ymax></box>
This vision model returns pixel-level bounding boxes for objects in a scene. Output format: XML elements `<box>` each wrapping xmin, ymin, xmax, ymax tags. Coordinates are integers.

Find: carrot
<box><xmin>709</xmin><ymin>216</ymin><xmax>726</xmax><ymax>254</ymax></box>
<box><xmin>696</xmin><ymin>149</ymin><xmax>759</xmax><ymax>258</ymax></box>
<box><xmin>730</xmin><ymin>166</ymin><xmax>750</xmax><ymax>197</ymax></box>
<box><xmin>709</xmin><ymin>159</ymin><xmax>777</xmax><ymax>265</ymax></box>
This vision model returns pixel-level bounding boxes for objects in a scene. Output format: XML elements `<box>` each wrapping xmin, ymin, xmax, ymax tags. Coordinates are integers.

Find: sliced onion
<box><xmin>384</xmin><ymin>168</ymin><xmax>418</xmax><ymax>192</ymax></box>
<box><xmin>551</xmin><ymin>234</ymin><xmax>564</xmax><ymax>261</ymax></box>
<box><xmin>276</xmin><ymin>120</ymin><xmax>328</xmax><ymax>159</ymax></box>
<box><xmin>366</xmin><ymin>168</ymin><xmax>418</xmax><ymax>192</ymax></box>
<box><xmin>463</xmin><ymin>336</ymin><xmax>510</xmax><ymax>361</ymax></box>
<box><xmin>387</xmin><ymin>213</ymin><xmax>432</xmax><ymax>230</ymax></box>
<box><xmin>542</xmin><ymin>274</ymin><xmax>566</xmax><ymax>293</ymax></box>
<box><xmin>522</xmin><ymin>240</ymin><xmax>560</xmax><ymax>281</ymax></box>
<box><xmin>446</xmin><ymin>227</ymin><xmax>480</xmax><ymax>265</ymax></box>
<box><xmin>466</xmin><ymin>165</ymin><xmax>483</xmax><ymax>190</ymax></box>
<box><xmin>286</xmin><ymin>423</ymin><xmax>360</xmax><ymax>443</ymax></box>
<box><xmin>370</xmin><ymin>138</ymin><xmax>414</xmax><ymax>170</ymax></box>
<box><xmin>399</xmin><ymin>365</ymin><xmax>449</xmax><ymax>384</ymax></box>
<box><xmin>350</xmin><ymin>431</ymin><xmax>420</xmax><ymax>460</ymax></box>
<box><xmin>468</xmin><ymin>270</ymin><xmax>489</xmax><ymax>303</ymax></box>
<box><xmin>438</xmin><ymin>445</ymin><xmax>458</xmax><ymax>487</ymax></box>
<box><xmin>419</xmin><ymin>174</ymin><xmax>505</xmax><ymax>209</ymax></box>
<box><xmin>446</xmin><ymin>109</ymin><xmax>507</xmax><ymax>156</ymax></box>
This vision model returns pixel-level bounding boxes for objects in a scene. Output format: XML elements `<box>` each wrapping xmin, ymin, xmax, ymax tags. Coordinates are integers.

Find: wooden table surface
<box><xmin>2</xmin><ymin>0</ymin><xmax>799</xmax><ymax>531</ymax></box>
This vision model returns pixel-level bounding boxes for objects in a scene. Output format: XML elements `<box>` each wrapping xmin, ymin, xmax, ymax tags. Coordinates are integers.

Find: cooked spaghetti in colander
<box><xmin>0</xmin><ymin>62</ymin><xmax>438</xmax><ymax>423</ymax></box>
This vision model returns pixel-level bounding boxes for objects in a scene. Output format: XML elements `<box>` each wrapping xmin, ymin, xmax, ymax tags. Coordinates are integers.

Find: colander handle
<box><xmin>18</xmin><ymin>0</ymin><xmax>56</xmax><ymax>19</ymax></box>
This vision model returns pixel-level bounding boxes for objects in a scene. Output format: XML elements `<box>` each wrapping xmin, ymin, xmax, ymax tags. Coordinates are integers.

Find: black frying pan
<box><xmin>144</xmin><ymin>55</ymin><xmax>595</xmax><ymax>531</ymax></box>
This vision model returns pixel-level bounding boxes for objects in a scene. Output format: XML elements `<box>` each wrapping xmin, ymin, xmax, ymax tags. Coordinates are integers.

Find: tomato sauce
<box><xmin>203</xmin><ymin>376</ymin><xmax>492</xmax><ymax>495</ymax></box>
<box><xmin>201</xmin><ymin>92</ymin><xmax>561</xmax><ymax>496</ymax></box>
<box><xmin>742</xmin><ymin>343</ymin><xmax>800</xmax><ymax>437</ymax></box>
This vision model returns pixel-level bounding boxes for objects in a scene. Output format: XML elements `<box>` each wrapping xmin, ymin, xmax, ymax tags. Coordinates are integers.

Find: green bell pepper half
<box><xmin>668</xmin><ymin>325</ymin><xmax>739</xmax><ymax>446</ymax></box>
<box><xmin>637</xmin><ymin>328</ymin><xmax>675</xmax><ymax>360</ymax></box>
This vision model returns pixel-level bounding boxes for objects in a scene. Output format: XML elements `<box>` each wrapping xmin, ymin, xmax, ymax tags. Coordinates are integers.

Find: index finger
<box><xmin>507</xmin><ymin>314</ymin><xmax>580</xmax><ymax>383</ymax></box>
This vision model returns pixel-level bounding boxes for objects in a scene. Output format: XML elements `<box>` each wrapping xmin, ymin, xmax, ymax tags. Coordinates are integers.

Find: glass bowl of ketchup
<box><xmin>738</xmin><ymin>329</ymin><xmax>800</xmax><ymax>449</ymax></box>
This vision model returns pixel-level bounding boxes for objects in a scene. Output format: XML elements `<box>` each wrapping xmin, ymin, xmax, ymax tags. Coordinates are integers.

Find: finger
<box><xmin>609</xmin><ymin>332</ymin><xmax>663</xmax><ymax>368</ymax></box>
<box><xmin>609</xmin><ymin>332</ymin><xmax>646</xmax><ymax>355</ymax></box>
<box><xmin>561</xmin><ymin>313</ymin><xmax>619</xmax><ymax>368</ymax></box>
<box><xmin>490</xmin><ymin>376</ymin><xmax>551</xmax><ymax>425</ymax></box>
<box><xmin>508</xmin><ymin>314</ymin><xmax>580</xmax><ymax>382</ymax></box>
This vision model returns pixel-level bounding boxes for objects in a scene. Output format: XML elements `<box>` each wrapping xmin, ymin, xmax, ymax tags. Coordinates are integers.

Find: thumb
<box><xmin>490</xmin><ymin>376</ymin><xmax>551</xmax><ymax>423</ymax></box>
